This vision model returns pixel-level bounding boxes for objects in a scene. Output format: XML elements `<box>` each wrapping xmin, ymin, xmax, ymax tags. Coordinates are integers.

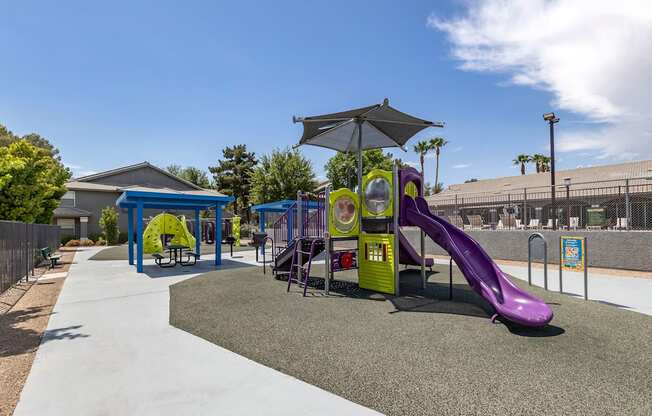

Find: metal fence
<box><xmin>0</xmin><ymin>220</ymin><xmax>61</xmax><ymax>294</ymax></box>
<box><xmin>428</xmin><ymin>176</ymin><xmax>652</xmax><ymax>231</ymax></box>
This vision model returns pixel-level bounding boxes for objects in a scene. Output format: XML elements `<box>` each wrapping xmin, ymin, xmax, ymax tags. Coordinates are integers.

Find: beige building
<box><xmin>425</xmin><ymin>160</ymin><xmax>652</xmax><ymax>230</ymax></box>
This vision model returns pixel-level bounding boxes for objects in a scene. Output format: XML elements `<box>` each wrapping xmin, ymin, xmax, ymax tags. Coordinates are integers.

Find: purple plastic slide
<box><xmin>403</xmin><ymin>195</ymin><xmax>553</xmax><ymax>327</ymax></box>
<box><xmin>399</xmin><ymin>230</ymin><xmax>434</xmax><ymax>269</ymax></box>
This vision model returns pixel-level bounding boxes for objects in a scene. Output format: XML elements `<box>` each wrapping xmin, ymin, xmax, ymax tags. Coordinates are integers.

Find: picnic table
<box><xmin>166</xmin><ymin>244</ymin><xmax>189</xmax><ymax>263</ymax></box>
<box><xmin>152</xmin><ymin>244</ymin><xmax>198</xmax><ymax>267</ymax></box>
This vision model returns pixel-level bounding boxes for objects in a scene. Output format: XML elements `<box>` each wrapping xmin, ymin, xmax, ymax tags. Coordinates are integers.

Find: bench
<box><xmin>152</xmin><ymin>252</ymin><xmax>175</xmax><ymax>268</ymax></box>
<box><xmin>180</xmin><ymin>251</ymin><xmax>199</xmax><ymax>267</ymax></box>
<box><xmin>40</xmin><ymin>247</ymin><xmax>61</xmax><ymax>269</ymax></box>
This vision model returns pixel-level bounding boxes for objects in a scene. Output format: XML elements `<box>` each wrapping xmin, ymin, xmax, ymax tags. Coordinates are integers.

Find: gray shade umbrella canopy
<box><xmin>293</xmin><ymin>98</ymin><xmax>443</xmax><ymax>152</ymax></box>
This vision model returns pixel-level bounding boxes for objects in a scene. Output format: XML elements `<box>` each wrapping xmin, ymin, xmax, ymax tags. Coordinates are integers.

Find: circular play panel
<box><xmin>364</xmin><ymin>176</ymin><xmax>391</xmax><ymax>215</ymax></box>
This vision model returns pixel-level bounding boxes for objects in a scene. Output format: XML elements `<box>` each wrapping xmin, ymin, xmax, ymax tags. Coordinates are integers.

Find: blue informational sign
<box><xmin>560</xmin><ymin>236</ymin><xmax>586</xmax><ymax>271</ymax></box>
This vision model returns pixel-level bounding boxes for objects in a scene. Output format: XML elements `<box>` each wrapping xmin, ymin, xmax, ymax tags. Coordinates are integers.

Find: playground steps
<box><xmin>274</xmin><ymin>238</ymin><xmax>325</xmax><ymax>274</ymax></box>
<box><xmin>286</xmin><ymin>237</ymin><xmax>324</xmax><ymax>296</ymax></box>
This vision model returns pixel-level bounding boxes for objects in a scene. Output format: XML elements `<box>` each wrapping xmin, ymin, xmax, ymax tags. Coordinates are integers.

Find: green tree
<box><xmin>513</xmin><ymin>154</ymin><xmax>532</xmax><ymax>175</ymax></box>
<box><xmin>249</xmin><ymin>148</ymin><xmax>316</xmax><ymax>204</ymax></box>
<box><xmin>324</xmin><ymin>149</ymin><xmax>397</xmax><ymax>190</ymax></box>
<box><xmin>209</xmin><ymin>144</ymin><xmax>257</xmax><ymax>219</ymax></box>
<box><xmin>531</xmin><ymin>154</ymin><xmax>544</xmax><ymax>173</ymax></box>
<box><xmin>166</xmin><ymin>165</ymin><xmax>211</xmax><ymax>188</ymax></box>
<box><xmin>413</xmin><ymin>140</ymin><xmax>433</xmax><ymax>177</ymax></box>
<box><xmin>424</xmin><ymin>181</ymin><xmax>432</xmax><ymax>196</ymax></box>
<box><xmin>429</xmin><ymin>137</ymin><xmax>448</xmax><ymax>192</ymax></box>
<box><xmin>166</xmin><ymin>164</ymin><xmax>183</xmax><ymax>177</ymax></box>
<box><xmin>433</xmin><ymin>182</ymin><xmax>444</xmax><ymax>194</ymax></box>
<box><xmin>99</xmin><ymin>206</ymin><xmax>119</xmax><ymax>245</ymax></box>
<box><xmin>0</xmin><ymin>140</ymin><xmax>70</xmax><ymax>223</ymax></box>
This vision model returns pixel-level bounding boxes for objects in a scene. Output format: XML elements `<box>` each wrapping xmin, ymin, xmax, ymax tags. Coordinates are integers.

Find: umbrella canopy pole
<box><xmin>356</xmin><ymin>119</ymin><xmax>363</xmax><ymax>235</ymax></box>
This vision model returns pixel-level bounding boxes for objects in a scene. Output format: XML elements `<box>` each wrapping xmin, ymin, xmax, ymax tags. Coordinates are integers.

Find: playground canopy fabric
<box><xmin>294</xmin><ymin>98</ymin><xmax>443</xmax><ymax>152</ymax></box>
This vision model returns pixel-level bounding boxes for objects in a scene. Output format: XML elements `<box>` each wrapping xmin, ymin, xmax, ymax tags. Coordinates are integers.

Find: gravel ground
<box><xmin>0</xmin><ymin>250</ymin><xmax>74</xmax><ymax>416</ymax></box>
<box><xmin>170</xmin><ymin>264</ymin><xmax>652</xmax><ymax>416</ymax></box>
<box><xmin>88</xmin><ymin>242</ymin><xmax>253</xmax><ymax>261</ymax></box>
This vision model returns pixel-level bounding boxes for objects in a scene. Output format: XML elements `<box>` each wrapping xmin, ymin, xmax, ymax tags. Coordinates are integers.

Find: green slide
<box><xmin>143</xmin><ymin>213</ymin><xmax>196</xmax><ymax>254</ymax></box>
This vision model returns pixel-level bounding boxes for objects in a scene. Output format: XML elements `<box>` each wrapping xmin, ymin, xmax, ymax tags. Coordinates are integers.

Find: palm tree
<box><xmin>429</xmin><ymin>137</ymin><xmax>448</xmax><ymax>193</ymax></box>
<box><xmin>413</xmin><ymin>140</ymin><xmax>432</xmax><ymax>177</ymax></box>
<box><xmin>540</xmin><ymin>156</ymin><xmax>551</xmax><ymax>172</ymax></box>
<box><xmin>531</xmin><ymin>154</ymin><xmax>546</xmax><ymax>173</ymax></box>
<box><xmin>513</xmin><ymin>154</ymin><xmax>531</xmax><ymax>175</ymax></box>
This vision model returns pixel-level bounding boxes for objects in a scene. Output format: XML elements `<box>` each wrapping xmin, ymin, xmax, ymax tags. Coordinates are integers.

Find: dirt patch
<box><xmin>0</xmin><ymin>249</ymin><xmax>75</xmax><ymax>416</ymax></box>
<box><xmin>0</xmin><ymin>248</ymin><xmax>76</xmax><ymax>315</ymax></box>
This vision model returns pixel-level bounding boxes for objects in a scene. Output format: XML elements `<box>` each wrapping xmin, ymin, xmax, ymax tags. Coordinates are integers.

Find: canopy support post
<box><xmin>128</xmin><ymin>207</ymin><xmax>134</xmax><ymax>265</ymax></box>
<box><xmin>215</xmin><ymin>204</ymin><xmax>222</xmax><ymax>266</ymax></box>
<box><xmin>194</xmin><ymin>208</ymin><xmax>201</xmax><ymax>257</ymax></box>
<box><xmin>136</xmin><ymin>200</ymin><xmax>144</xmax><ymax>273</ymax></box>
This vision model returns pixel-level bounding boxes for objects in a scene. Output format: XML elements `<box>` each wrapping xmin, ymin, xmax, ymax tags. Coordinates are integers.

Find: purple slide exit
<box><xmin>403</xmin><ymin>195</ymin><xmax>553</xmax><ymax>327</ymax></box>
<box><xmin>399</xmin><ymin>230</ymin><xmax>434</xmax><ymax>269</ymax></box>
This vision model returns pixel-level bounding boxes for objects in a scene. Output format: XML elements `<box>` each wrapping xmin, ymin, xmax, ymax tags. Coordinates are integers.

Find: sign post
<box><xmin>559</xmin><ymin>236</ymin><xmax>588</xmax><ymax>300</ymax></box>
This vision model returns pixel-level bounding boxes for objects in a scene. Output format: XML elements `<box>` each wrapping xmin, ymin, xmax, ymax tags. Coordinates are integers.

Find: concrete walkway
<box><xmin>14</xmin><ymin>248</ymin><xmax>379</xmax><ymax>416</ymax></box>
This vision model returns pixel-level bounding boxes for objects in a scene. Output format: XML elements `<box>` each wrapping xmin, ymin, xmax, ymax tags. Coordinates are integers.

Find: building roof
<box><xmin>427</xmin><ymin>159</ymin><xmax>652</xmax><ymax>203</ymax></box>
<box><xmin>65</xmin><ymin>181</ymin><xmax>122</xmax><ymax>192</ymax></box>
<box><xmin>73</xmin><ymin>161</ymin><xmax>205</xmax><ymax>191</ymax></box>
<box><xmin>53</xmin><ymin>206</ymin><xmax>92</xmax><ymax>218</ymax></box>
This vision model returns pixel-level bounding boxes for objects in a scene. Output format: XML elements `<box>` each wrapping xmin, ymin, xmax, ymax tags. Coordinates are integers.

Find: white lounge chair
<box><xmin>569</xmin><ymin>217</ymin><xmax>579</xmax><ymax>230</ymax></box>
<box><xmin>527</xmin><ymin>219</ymin><xmax>540</xmax><ymax>229</ymax></box>
<box><xmin>613</xmin><ymin>217</ymin><xmax>628</xmax><ymax>230</ymax></box>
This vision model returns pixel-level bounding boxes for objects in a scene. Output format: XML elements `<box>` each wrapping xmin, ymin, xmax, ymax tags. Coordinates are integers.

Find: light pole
<box><xmin>543</xmin><ymin>112</ymin><xmax>560</xmax><ymax>230</ymax></box>
<box><xmin>564</xmin><ymin>177</ymin><xmax>571</xmax><ymax>229</ymax></box>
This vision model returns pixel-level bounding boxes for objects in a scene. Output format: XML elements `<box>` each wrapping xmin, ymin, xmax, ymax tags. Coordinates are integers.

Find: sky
<box><xmin>1</xmin><ymin>0</ymin><xmax>651</xmax><ymax>187</ymax></box>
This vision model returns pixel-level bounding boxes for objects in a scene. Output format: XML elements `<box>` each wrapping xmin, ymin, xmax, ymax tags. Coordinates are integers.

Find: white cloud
<box><xmin>452</xmin><ymin>163</ymin><xmax>471</xmax><ymax>169</ymax></box>
<box><xmin>65</xmin><ymin>162</ymin><xmax>97</xmax><ymax>178</ymax></box>
<box><xmin>429</xmin><ymin>0</ymin><xmax>652</xmax><ymax>160</ymax></box>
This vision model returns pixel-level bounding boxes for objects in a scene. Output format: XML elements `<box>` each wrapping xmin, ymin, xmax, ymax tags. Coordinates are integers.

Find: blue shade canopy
<box><xmin>116</xmin><ymin>187</ymin><xmax>233</xmax><ymax>210</ymax></box>
<box><xmin>251</xmin><ymin>199</ymin><xmax>321</xmax><ymax>213</ymax></box>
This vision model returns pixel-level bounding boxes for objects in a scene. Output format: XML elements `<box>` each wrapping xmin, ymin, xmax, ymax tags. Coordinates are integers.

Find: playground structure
<box><xmin>142</xmin><ymin>216</ymin><xmax>239</xmax><ymax>250</ymax></box>
<box><xmin>143</xmin><ymin>213</ymin><xmax>196</xmax><ymax>254</ymax></box>
<box><xmin>267</xmin><ymin>99</ymin><xmax>553</xmax><ymax>327</ymax></box>
<box><xmin>269</xmin><ymin>166</ymin><xmax>553</xmax><ymax>327</ymax></box>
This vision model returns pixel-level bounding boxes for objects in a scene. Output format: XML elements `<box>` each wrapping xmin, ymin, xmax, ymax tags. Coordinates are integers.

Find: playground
<box><xmin>8</xmin><ymin>101</ymin><xmax>651</xmax><ymax>416</ymax></box>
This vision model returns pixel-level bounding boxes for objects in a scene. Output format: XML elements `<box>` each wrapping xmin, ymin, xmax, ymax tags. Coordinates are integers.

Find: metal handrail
<box><xmin>527</xmin><ymin>233</ymin><xmax>548</xmax><ymax>289</ymax></box>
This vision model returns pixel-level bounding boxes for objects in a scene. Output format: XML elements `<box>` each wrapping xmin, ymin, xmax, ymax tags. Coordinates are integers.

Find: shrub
<box><xmin>80</xmin><ymin>239</ymin><xmax>96</xmax><ymax>246</ymax></box>
<box><xmin>99</xmin><ymin>206</ymin><xmax>119</xmax><ymax>245</ymax></box>
<box><xmin>61</xmin><ymin>234</ymin><xmax>76</xmax><ymax>246</ymax></box>
<box><xmin>88</xmin><ymin>232</ymin><xmax>102</xmax><ymax>242</ymax></box>
<box><xmin>65</xmin><ymin>239</ymin><xmax>81</xmax><ymax>247</ymax></box>
<box><xmin>95</xmin><ymin>239</ymin><xmax>106</xmax><ymax>246</ymax></box>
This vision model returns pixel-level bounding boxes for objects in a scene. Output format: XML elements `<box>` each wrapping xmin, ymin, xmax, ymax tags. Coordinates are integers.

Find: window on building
<box><xmin>60</xmin><ymin>191</ymin><xmax>76</xmax><ymax>207</ymax></box>
<box><xmin>57</xmin><ymin>218</ymin><xmax>76</xmax><ymax>236</ymax></box>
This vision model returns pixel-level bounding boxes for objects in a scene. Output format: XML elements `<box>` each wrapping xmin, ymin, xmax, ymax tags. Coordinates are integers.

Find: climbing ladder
<box><xmin>286</xmin><ymin>236</ymin><xmax>323</xmax><ymax>296</ymax></box>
